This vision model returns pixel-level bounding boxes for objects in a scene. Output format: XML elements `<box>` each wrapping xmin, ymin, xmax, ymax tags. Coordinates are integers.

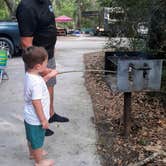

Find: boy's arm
<box><xmin>40</xmin><ymin>68</ymin><xmax>52</xmax><ymax>77</ymax></box>
<box><xmin>32</xmin><ymin>99</ymin><xmax>49</xmax><ymax>129</ymax></box>
<box><xmin>42</xmin><ymin>69</ymin><xmax>58</xmax><ymax>82</ymax></box>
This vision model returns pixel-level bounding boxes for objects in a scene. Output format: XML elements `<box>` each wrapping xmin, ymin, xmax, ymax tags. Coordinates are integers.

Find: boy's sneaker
<box><xmin>45</xmin><ymin>128</ymin><xmax>54</xmax><ymax>136</ymax></box>
<box><xmin>49</xmin><ymin>113</ymin><xmax>69</xmax><ymax>123</ymax></box>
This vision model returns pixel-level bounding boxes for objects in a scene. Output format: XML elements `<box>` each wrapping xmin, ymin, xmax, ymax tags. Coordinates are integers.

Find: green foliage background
<box><xmin>0</xmin><ymin>0</ymin><xmax>165</xmax><ymax>90</ymax></box>
<box><xmin>0</xmin><ymin>0</ymin><xmax>9</xmax><ymax>19</ymax></box>
<box><xmin>0</xmin><ymin>0</ymin><xmax>165</xmax><ymax>54</ymax></box>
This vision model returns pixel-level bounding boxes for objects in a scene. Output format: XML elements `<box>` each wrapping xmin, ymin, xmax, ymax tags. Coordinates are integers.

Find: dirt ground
<box><xmin>83</xmin><ymin>52</ymin><xmax>166</xmax><ymax>166</ymax></box>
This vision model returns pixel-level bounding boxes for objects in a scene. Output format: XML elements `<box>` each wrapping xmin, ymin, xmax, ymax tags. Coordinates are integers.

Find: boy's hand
<box><xmin>48</xmin><ymin>69</ymin><xmax>58</xmax><ymax>78</ymax></box>
<box><xmin>32</xmin><ymin>99</ymin><xmax>49</xmax><ymax>129</ymax></box>
<box><xmin>43</xmin><ymin>69</ymin><xmax>58</xmax><ymax>82</ymax></box>
<box><xmin>41</xmin><ymin>119</ymin><xmax>49</xmax><ymax>129</ymax></box>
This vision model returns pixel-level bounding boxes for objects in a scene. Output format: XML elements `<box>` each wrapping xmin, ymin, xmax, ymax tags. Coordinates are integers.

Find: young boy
<box><xmin>22</xmin><ymin>46</ymin><xmax>58</xmax><ymax>166</ymax></box>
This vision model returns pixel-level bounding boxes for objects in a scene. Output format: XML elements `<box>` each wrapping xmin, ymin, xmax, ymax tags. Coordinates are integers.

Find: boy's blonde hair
<box><xmin>22</xmin><ymin>46</ymin><xmax>48</xmax><ymax>69</ymax></box>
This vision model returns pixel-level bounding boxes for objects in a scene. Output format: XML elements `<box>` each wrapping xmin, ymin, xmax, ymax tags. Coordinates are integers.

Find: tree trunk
<box><xmin>4</xmin><ymin>0</ymin><xmax>16</xmax><ymax>18</ymax></box>
<box><xmin>76</xmin><ymin>0</ymin><xmax>82</xmax><ymax>29</ymax></box>
<box><xmin>148</xmin><ymin>0</ymin><xmax>166</xmax><ymax>53</ymax></box>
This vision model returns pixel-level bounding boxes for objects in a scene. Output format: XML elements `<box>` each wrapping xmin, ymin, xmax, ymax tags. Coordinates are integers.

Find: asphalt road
<box><xmin>0</xmin><ymin>36</ymin><xmax>106</xmax><ymax>166</ymax></box>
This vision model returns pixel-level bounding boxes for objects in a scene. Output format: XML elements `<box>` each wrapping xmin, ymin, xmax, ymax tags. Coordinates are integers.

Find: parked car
<box><xmin>0</xmin><ymin>21</ymin><xmax>21</xmax><ymax>57</ymax></box>
<box><xmin>71</xmin><ymin>29</ymin><xmax>81</xmax><ymax>37</ymax></box>
<box><xmin>81</xmin><ymin>28</ymin><xmax>96</xmax><ymax>36</ymax></box>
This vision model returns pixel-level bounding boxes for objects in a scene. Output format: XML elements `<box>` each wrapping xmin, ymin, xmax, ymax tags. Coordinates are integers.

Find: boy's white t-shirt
<box><xmin>24</xmin><ymin>72</ymin><xmax>50</xmax><ymax>125</ymax></box>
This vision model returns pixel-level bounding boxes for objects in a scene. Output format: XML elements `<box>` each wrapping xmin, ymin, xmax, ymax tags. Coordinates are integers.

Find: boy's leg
<box><xmin>33</xmin><ymin>148</ymin><xmax>54</xmax><ymax>166</ymax></box>
<box><xmin>24</xmin><ymin>121</ymin><xmax>50</xmax><ymax>162</ymax></box>
<box><xmin>29</xmin><ymin>134</ymin><xmax>54</xmax><ymax>165</ymax></box>
<box><xmin>27</xmin><ymin>141</ymin><xmax>33</xmax><ymax>158</ymax></box>
<box><xmin>33</xmin><ymin>148</ymin><xmax>43</xmax><ymax>163</ymax></box>
<box><xmin>30</xmin><ymin>135</ymin><xmax>54</xmax><ymax>165</ymax></box>
<box><xmin>29</xmin><ymin>147</ymin><xmax>48</xmax><ymax>160</ymax></box>
<box><xmin>34</xmin><ymin>159</ymin><xmax>54</xmax><ymax>166</ymax></box>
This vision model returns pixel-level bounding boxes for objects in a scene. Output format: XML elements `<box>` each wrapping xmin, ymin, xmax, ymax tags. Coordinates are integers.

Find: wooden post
<box><xmin>123</xmin><ymin>92</ymin><xmax>132</xmax><ymax>137</ymax></box>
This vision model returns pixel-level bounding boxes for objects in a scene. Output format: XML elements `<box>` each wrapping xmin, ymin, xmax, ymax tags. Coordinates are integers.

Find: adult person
<box><xmin>16</xmin><ymin>0</ymin><xmax>69</xmax><ymax>136</ymax></box>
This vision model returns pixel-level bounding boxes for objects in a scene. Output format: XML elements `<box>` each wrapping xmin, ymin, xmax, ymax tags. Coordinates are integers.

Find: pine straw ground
<box><xmin>83</xmin><ymin>52</ymin><xmax>166</xmax><ymax>166</ymax></box>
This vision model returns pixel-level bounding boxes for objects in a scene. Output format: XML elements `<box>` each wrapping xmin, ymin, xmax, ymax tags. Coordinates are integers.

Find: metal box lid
<box><xmin>117</xmin><ymin>59</ymin><xmax>163</xmax><ymax>92</ymax></box>
<box><xmin>104</xmin><ymin>51</ymin><xmax>164</xmax><ymax>92</ymax></box>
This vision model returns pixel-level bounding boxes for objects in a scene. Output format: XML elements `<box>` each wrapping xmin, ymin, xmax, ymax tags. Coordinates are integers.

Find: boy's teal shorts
<box><xmin>24</xmin><ymin>121</ymin><xmax>45</xmax><ymax>150</ymax></box>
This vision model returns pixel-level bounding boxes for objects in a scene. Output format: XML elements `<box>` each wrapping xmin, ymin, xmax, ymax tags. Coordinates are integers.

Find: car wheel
<box><xmin>0</xmin><ymin>37</ymin><xmax>14</xmax><ymax>57</ymax></box>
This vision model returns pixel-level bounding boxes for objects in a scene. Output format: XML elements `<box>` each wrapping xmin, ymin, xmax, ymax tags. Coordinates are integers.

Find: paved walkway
<box><xmin>0</xmin><ymin>36</ymin><xmax>106</xmax><ymax>166</ymax></box>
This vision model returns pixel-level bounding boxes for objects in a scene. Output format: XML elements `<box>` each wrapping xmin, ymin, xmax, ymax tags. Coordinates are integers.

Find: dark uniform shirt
<box><xmin>16</xmin><ymin>0</ymin><xmax>57</xmax><ymax>59</ymax></box>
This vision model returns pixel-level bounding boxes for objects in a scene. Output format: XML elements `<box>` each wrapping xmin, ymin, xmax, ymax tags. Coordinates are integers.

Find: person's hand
<box><xmin>49</xmin><ymin>69</ymin><xmax>58</xmax><ymax>78</ymax></box>
<box><xmin>41</xmin><ymin>119</ymin><xmax>49</xmax><ymax>129</ymax></box>
<box><xmin>40</xmin><ymin>68</ymin><xmax>52</xmax><ymax>77</ymax></box>
<box><xmin>43</xmin><ymin>69</ymin><xmax>58</xmax><ymax>82</ymax></box>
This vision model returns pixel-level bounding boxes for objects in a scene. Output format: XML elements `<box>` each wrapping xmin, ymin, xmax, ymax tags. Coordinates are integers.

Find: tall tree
<box><xmin>0</xmin><ymin>0</ymin><xmax>8</xmax><ymax>19</ymax></box>
<box><xmin>148</xmin><ymin>0</ymin><xmax>166</xmax><ymax>54</ymax></box>
<box><xmin>4</xmin><ymin>0</ymin><xmax>17</xmax><ymax>17</ymax></box>
<box><xmin>75</xmin><ymin>0</ymin><xmax>98</xmax><ymax>28</ymax></box>
<box><xmin>51</xmin><ymin>0</ymin><xmax>61</xmax><ymax>9</ymax></box>
<box><xmin>96</xmin><ymin>0</ymin><xmax>112</xmax><ymax>7</ymax></box>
